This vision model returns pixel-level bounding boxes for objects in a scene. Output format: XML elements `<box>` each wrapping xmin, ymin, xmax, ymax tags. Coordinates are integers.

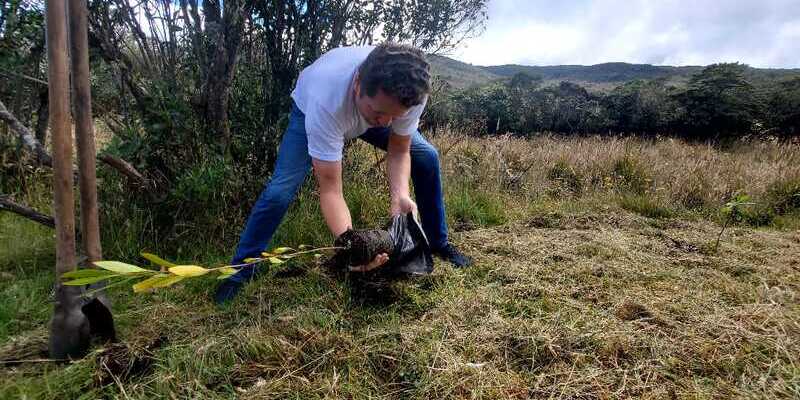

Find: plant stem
<box><xmin>714</xmin><ymin>216</ymin><xmax>730</xmax><ymax>251</ymax></box>
<box><xmin>216</xmin><ymin>246</ymin><xmax>345</xmax><ymax>269</ymax></box>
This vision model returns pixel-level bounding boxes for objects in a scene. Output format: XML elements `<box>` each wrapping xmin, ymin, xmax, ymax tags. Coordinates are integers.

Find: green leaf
<box><xmin>62</xmin><ymin>269</ymin><xmax>117</xmax><ymax>279</ymax></box>
<box><xmin>141</xmin><ymin>252</ymin><xmax>176</xmax><ymax>268</ymax></box>
<box><xmin>273</xmin><ymin>247</ymin><xmax>294</xmax><ymax>255</ymax></box>
<box><xmin>133</xmin><ymin>274</ymin><xmax>185</xmax><ymax>292</ymax></box>
<box><xmin>298</xmin><ymin>244</ymin><xmax>312</xmax><ymax>250</ymax></box>
<box><xmin>168</xmin><ymin>265</ymin><xmax>210</xmax><ymax>277</ymax></box>
<box><xmin>217</xmin><ymin>273</ymin><xmax>236</xmax><ymax>280</ymax></box>
<box><xmin>269</xmin><ymin>257</ymin><xmax>284</xmax><ymax>265</ymax></box>
<box><xmin>94</xmin><ymin>261</ymin><xmax>149</xmax><ymax>274</ymax></box>
<box><xmin>244</xmin><ymin>258</ymin><xmax>261</xmax><ymax>264</ymax></box>
<box><xmin>63</xmin><ymin>275</ymin><xmax>119</xmax><ymax>286</ymax></box>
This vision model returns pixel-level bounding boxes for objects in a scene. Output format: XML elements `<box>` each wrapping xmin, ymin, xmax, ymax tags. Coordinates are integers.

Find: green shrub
<box><xmin>766</xmin><ymin>178</ymin><xmax>800</xmax><ymax>215</ymax></box>
<box><xmin>446</xmin><ymin>185</ymin><xmax>506</xmax><ymax>229</ymax></box>
<box><xmin>612</xmin><ymin>156</ymin><xmax>650</xmax><ymax>195</ymax></box>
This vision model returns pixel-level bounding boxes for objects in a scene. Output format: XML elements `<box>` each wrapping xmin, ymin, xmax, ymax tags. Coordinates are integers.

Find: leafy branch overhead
<box><xmin>62</xmin><ymin>246</ymin><xmax>339</xmax><ymax>294</ymax></box>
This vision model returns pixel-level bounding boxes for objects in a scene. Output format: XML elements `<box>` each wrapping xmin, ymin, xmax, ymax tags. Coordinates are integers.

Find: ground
<box><xmin>1</xmin><ymin>205</ymin><xmax>798</xmax><ymax>399</ymax></box>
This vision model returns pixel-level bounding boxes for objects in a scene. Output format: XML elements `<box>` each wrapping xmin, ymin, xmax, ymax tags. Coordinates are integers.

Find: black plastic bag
<box><xmin>385</xmin><ymin>211</ymin><xmax>434</xmax><ymax>275</ymax></box>
<box><xmin>330</xmin><ymin>212</ymin><xmax>433</xmax><ymax>304</ymax></box>
<box><xmin>332</xmin><ymin>211</ymin><xmax>433</xmax><ymax>275</ymax></box>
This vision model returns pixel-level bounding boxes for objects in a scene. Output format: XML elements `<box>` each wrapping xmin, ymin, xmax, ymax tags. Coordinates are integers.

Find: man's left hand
<box><xmin>390</xmin><ymin>195</ymin><xmax>417</xmax><ymax>216</ymax></box>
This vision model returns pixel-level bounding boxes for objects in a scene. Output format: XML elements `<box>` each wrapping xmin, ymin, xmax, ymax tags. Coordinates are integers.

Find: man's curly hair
<box><xmin>357</xmin><ymin>43</ymin><xmax>431</xmax><ymax>108</ymax></box>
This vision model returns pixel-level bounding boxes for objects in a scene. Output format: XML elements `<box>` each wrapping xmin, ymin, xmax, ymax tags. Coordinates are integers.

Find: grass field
<box><xmin>1</xmin><ymin>134</ymin><xmax>799</xmax><ymax>398</ymax></box>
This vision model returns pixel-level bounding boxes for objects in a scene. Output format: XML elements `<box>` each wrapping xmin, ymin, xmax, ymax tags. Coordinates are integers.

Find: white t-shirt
<box><xmin>291</xmin><ymin>46</ymin><xmax>427</xmax><ymax>162</ymax></box>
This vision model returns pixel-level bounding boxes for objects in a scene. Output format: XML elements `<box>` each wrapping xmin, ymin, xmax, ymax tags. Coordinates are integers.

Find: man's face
<box><xmin>354</xmin><ymin>79</ymin><xmax>409</xmax><ymax>127</ymax></box>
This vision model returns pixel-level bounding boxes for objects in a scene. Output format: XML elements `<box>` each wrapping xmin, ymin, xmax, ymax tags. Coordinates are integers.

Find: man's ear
<box><xmin>353</xmin><ymin>73</ymin><xmax>361</xmax><ymax>97</ymax></box>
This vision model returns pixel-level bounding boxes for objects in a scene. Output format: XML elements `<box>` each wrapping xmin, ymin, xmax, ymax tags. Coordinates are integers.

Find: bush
<box><xmin>766</xmin><ymin>178</ymin><xmax>800</xmax><ymax>215</ymax></box>
<box><xmin>612</xmin><ymin>156</ymin><xmax>650</xmax><ymax>195</ymax></box>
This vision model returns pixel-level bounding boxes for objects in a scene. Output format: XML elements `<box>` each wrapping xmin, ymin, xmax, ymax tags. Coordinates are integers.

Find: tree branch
<box><xmin>0</xmin><ymin>99</ymin><xmax>53</xmax><ymax>167</ymax></box>
<box><xmin>0</xmin><ymin>195</ymin><xmax>55</xmax><ymax>228</ymax></box>
<box><xmin>98</xmin><ymin>154</ymin><xmax>152</xmax><ymax>190</ymax></box>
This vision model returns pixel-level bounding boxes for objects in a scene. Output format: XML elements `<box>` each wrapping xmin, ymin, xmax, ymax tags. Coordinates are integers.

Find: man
<box><xmin>215</xmin><ymin>43</ymin><xmax>471</xmax><ymax>304</ymax></box>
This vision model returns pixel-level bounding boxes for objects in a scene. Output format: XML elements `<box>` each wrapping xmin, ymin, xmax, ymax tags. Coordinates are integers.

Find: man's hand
<box><xmin>390</xmin><ymin>195</ymin><xmax>417</xmax><ymax>216</ymax></box>
<box><xmin>349</xmin><ymin>253</ymin><xmax>389</xmax><ymax>272</ymax></box>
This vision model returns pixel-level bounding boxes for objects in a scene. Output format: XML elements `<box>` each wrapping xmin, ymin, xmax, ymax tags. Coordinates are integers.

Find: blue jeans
<box><xmin>228</xmin><ymin>102</ymin><xmax>449</xmax><ymax>282</ymax></box>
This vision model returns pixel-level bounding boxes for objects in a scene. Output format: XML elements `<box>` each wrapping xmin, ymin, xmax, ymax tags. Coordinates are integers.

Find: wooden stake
<box><xmin>69</xmin><ymin>0</ymin><xmax>102</xmax><ymax>262</ymax></box>
<box><xmin>46</xmin><ymin>0</ymin><xmax>75</xmax><ymax>279</ymax></box>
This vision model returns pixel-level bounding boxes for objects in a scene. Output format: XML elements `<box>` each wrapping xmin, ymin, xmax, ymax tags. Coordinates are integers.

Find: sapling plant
<box><xmin>714</xmin><ymin>193</ymin><xmax>755</xmax><ymax>251</ymax></box>
<box><xmin>61</xmin><ymin>246</ymin><xmax>342</xmax><ymax>294</ymax></box>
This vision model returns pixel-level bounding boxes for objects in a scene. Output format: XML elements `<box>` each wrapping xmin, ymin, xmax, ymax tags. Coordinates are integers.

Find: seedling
<box><xmin>61</xmin><ymin>246</ymin><xmax>341</xmax><ymax>294</ymax></box>
<box><xmin>714</xmin><ymin>193</ymin><xmax>755</xmax><ymax>251</ymax></box>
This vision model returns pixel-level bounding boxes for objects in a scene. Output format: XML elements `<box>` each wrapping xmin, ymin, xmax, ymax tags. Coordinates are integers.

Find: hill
<box><xmin>428</xmin><ymin>54</ymin><xmax>501</xmax><ymax>89</ymax></box>
<box><xmin>428</xmin><ymin>55</ymin><xmax>800</xmax><ymax>91</ymax></box>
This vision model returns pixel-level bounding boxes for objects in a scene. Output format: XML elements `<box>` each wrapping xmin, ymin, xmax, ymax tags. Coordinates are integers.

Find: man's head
<box><xmin>354</xmin><ymin>43</ymin><xmax>431</xmax><ymax>127</ymax></box>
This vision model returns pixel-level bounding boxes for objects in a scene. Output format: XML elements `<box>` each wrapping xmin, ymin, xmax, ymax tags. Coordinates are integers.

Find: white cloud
<box><xmin>453</xmin><ymin>0</ymin><xmax>800</xmax><ymax>67</ymax></box>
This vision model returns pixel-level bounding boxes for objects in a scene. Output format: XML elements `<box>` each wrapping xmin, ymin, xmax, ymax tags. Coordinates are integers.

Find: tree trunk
<box><xmin>46</xmin><ymin>0</ymin><xmax>89</xmax><ymax>360</ymax></box>
<box><xmin>69</xmin><ymin>0</ymin><xmax>102</xmax><ymax>263</ymax></box>
<box><xmin>200</xmin><ymin>0</ymin><xmax>251</xmax><ymax>150</ymax></box>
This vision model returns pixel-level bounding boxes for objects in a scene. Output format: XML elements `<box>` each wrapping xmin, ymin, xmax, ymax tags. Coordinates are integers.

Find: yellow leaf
<box><xmin>298</xmin><ymin>244</ymin><xmax>312</xmax><ymax>250</ymax></box>
<box><xmin>133</xmin><ymin>274</ymin><xmax>185</xmax><ymax>292</ymax></box>
<box><xmin>141</xmin><ymin>252</ymin><xmax>176</xmax><ymax>268</ymax></box>
<box><xmin>273</xmin><ymin>247</ymin><xmax>294</xmax><ymax>255</ymax></box>
<box><xmin>218</xmin><ymin>267</ymin><xmax>237</xmax><ymax>275</ymax></box>
<box><xmin>168</xmin><ymin>265</ymin><xmax>210</xmax><ymax>277</ymax></box>
<box><xmin>261</xmin><ymin>252</ymin><xmax>274</xmax><ymax>257</ymax></box>
<box><xmin>244</xmin><ymin>258</ymin><xmax>261</xmax><ymax>264</ymax></box>
<box><xmin>93</xmin><ymin>261</ymin><xmax>148</xmax><ymax>274</ymax></box>
<box><xmin>269</xmin><ymin>257</ymin><xmax>284</xmax><ymax>265</ymax></box>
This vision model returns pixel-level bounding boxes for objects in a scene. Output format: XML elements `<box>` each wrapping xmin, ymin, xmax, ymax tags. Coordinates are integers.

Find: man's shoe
<box><xmin>214</xmin><ymin>279</ymin><xmax>244</xmax><ymax>304</ymax></box>
<box><xmin>433</xmin><ymin>243</ymin><xmax>472</xmax><ymax>268</ymax></box>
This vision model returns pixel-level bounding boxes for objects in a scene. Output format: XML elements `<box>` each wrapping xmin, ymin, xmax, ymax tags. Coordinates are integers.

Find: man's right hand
<box><xmin>349</xmin><ymin>253</ymin><xmax>389</xmax><ymax>273</ymax></box>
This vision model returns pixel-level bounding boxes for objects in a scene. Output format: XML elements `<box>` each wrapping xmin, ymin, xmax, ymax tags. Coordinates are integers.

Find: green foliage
<box><xmin>612</xmin><ymin>156</ymin><xmax>650</xmax><ymax>195</ymax></box>
<box><xmin>674</xmin><ymin>63</ymin><xmax>764</xmax><ymax>137</ymax></box>
<box><xmin>446</xmin><ymin>184</ymin><xmax>506</xmax><ymax>229</ymax></box>
<box><xmin>714</xmin><ymin>193</ymin><xmax>756</xmax><ymax>250</ymax></box>
<box><xmin>603</xmin><ymin>79</ymin><xmax>681</xmax><ymax>133</ymax></box>
<box><xmin>619</xmin><ymin>194</ymin><xmax>674</xmax><ymax>219</ymax></box>
<box><xmin>62</xmin><ymin>247</ymin><xmax>338</xmax><ymax>294</ymax></box>
<box><xmin>765</xmin><ymin>177</ymin><xmax>800</xmax><ymax>215</ymax></box>
<box><xmin>765</xmin><ymin>77</ymin><xmax>800</xmax><ymax>136</ymax></box>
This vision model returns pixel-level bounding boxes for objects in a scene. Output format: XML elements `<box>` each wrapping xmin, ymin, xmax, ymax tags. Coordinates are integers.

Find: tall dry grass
<box><xmin>420</xmin><ymin>131</ymin><xmax>800</xmax><ymax>219</ymax></box>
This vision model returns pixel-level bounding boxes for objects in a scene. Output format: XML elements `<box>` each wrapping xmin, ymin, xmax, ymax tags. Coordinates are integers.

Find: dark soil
<box><xmin>93</xmin><ymin>336</ymin><xmax>166</xmax><ymax>387</ymax></box>
<box><xmin>326</xmin><ymin>229</ymin><xmax>409</xmax><ymax>305</ymax></box>
<box><xmin>333</xmin><ymin>229</ymin><xmax>394</xmax><ymax>267</ymax></box>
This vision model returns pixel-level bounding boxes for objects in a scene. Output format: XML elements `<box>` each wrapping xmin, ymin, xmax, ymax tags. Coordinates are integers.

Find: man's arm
<box><xmin>312</xmin><ymin>158</ymin><xmax>352</xmax><ymax>237</ymax></box>
<box><xmin>386</xmin><ymin>132</ymin><xmax>417</xmax><ymax>215</ymax></box>
<box><xmin>313</xmin><ymin>157</ymin><xmax>389</xmax><ymax>272</ymax></box>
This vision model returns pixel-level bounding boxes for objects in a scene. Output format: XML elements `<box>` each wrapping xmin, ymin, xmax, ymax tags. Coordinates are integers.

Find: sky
<box><xmin>452</xmin><ymin>0</ymin><xmax>800</xmax><ymax>68</ymax></box>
